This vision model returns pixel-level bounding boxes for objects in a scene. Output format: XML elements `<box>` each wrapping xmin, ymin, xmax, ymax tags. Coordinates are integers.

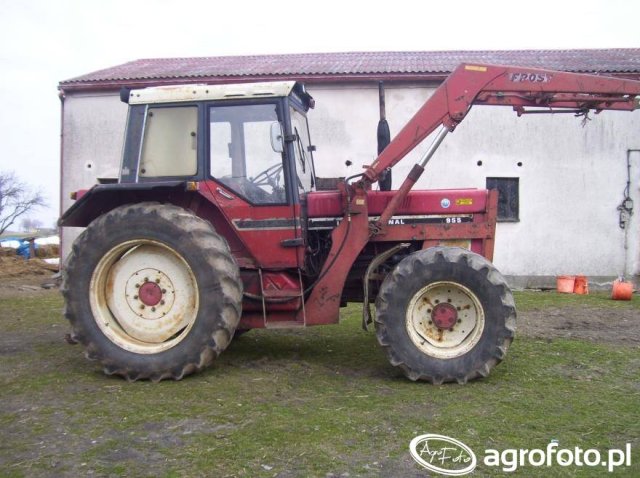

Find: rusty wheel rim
<box><xmin>405</xmin><ymin>281</ymin><xmax>484</xmax><ymax>359</ymax></box>
<box><xmin>89</xmin><ymin>240</ymin><xmax>199</xmax><ymax>354</ymax></box>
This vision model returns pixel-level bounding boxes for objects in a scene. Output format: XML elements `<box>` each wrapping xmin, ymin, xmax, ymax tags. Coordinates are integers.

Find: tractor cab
<box><xmin>119</xmin><ymin>81</ymin><xmax>317</xmax><ymax>205</ymax></box>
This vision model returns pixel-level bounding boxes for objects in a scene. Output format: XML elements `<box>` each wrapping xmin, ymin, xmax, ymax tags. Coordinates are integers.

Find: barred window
<box><xmin>486</xmin><ymin>177</ymin><xmax>519</xmax><ymax>222</ymax></box>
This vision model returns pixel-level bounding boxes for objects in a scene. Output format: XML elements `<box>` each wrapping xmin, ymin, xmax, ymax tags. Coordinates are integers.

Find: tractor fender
<box><xmin>59</xmin><ymin>181</ymin><xmax>192</xmax><ymax>227</ymax></box>
<box><xmin>59</xmin><ymin>181</ymin><xmax>250</xmax><ymax>264</ymax></box>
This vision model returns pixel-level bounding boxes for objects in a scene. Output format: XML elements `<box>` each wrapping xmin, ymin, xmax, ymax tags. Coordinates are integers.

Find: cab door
<box><xmin>286</xmin><ymin>103</ymin><xmax>317</xmax><ymax>266</ymax></box>
<box><xmin>204</xmin><ymin>101</ymin><xmax>301</xmax><ymax>269</ymax></box>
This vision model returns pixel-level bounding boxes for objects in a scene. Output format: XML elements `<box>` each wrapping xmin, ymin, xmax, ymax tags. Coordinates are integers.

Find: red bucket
<box><xmin>611</xmin><ymin>280</ymin><xmax>633</xmax><ymax>301</ymax></box>
<box><xmin>573</xmin><ymin>275</ymin><xmax>589</xmax><ymax>295</ymax></box>
<box><xmin>556</xmin><ymin>275</ymin><xmax>575</xmax><ymax>294</ymax></box>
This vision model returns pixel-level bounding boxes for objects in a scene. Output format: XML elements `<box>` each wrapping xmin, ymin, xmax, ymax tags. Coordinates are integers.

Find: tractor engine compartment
<box><xmin>304</xmin><ymin>187</ymin><xmax>496</xmax><ymax>304</ymax></box>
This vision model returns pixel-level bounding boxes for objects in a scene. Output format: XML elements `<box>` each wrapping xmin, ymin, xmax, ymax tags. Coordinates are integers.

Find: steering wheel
<box><xmin>250</xmin><ymin>162</ymin><xmax>283</xmax><ymax>189</ymax></box>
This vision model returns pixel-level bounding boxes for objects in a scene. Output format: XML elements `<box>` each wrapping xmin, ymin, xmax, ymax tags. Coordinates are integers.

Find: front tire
<box><xmin>375</xmin><ymin>247</ymin><xmax>516</xmax><ymax>384</ymax></box>
<box><xmin>62</xmin><ymin>203</ymin><xmax>242</xmax><ymax>381</ymax></box>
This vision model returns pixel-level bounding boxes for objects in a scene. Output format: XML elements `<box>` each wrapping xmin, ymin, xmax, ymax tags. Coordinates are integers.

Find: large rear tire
<box><xmin>375</xmin><ymin>247</ymin><xmax>516</xmax><ymax>384</ymax></box>
<box><xmin>62</xmin><ymin>202</ymin><xmax>242</xmax><ymax>381</ymax></box>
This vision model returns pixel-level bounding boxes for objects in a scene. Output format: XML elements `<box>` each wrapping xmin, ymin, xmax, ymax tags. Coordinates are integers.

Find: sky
<box><xmin>0</xmin><ymin>0</ymin><xmax>638</xmax><ymax>228</ymax></box>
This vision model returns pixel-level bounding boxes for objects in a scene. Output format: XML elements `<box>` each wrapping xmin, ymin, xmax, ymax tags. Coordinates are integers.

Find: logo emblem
<box><xmin>509</xmin><ymin>72</ymin><xmax>553</xmax><ymax>83</ymax></box>
<box><xmin>441</xmin><ymin>198</ymin><xmax>451</xmax><ymax>209</ymax></box>
<box><xmin>409</xmin><ymin>434</ymin><xmax>477</xmax><ymax>476</ymax></box>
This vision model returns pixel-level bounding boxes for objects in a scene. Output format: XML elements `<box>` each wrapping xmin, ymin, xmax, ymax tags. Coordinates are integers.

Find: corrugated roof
<box><xmin>60</xmin><ymin>49</ymin><xmax>640</xmax><ymax>90</ymax></box>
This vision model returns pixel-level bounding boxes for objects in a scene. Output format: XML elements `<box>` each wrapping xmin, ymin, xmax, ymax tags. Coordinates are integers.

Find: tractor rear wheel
<box><xmin>375</xmin><ymin>247</ymin><xmax>515</xmax><ymax>384</ymax></box>
<box><xmin>62</xmin><ymin>202</ymin><xmax>242</xmax><ymax>381</ymax></box>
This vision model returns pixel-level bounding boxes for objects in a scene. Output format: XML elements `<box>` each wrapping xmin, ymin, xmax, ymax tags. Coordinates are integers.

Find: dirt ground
<box><xmin>1</xmin><ymin>272</ymin><xmax>639</xmax><ymax>346</ymax></box>
<box><xmin>519</xmin><ymin>306</ymin><xmax>640</xmax><ymax>346</ymax></box>
<box><xmin>0</xmin><ymin>257</ymin><xmax>60</xmax><ymax>298</ymax></box>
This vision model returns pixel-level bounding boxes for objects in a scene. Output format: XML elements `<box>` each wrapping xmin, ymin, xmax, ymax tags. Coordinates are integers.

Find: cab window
<box><xmin>290</xmin><ymin>107</ymin><xmax>315</xmax><ymax>194</ymax></box>
<box><xmin>209</xmin><ymin>104</ymin><xmax>286</xmax><ymax>204</ymax></box>
<box><xmin>140</xmin><ymin>106</ymin><xmax>198</xmax><ymax>177</ymax></box>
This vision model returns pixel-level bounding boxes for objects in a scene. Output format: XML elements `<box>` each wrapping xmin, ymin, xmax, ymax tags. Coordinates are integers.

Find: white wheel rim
<box><xmin>405</xmin><ymin>281</ymin><xmax>485</xmax><ymax>359</ymax></box>
<box><xmin>89</xmin><ymin>240</ymin><xmax>199</xmax><ymax>354</ymax></box>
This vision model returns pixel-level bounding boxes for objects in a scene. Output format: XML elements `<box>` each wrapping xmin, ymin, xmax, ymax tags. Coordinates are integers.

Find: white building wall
<box><xmin>60</xmin><ymin>92</ymin><xmax>128</xmax><ymax>255</ymax></box>
<box><xmin>61</xmin><ymin>83</ymin><xmax>640</xmax><ymax>287</ymax></box>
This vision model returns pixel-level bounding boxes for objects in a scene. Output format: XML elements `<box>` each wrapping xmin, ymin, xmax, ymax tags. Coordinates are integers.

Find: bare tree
<box><xmin>21</xmin><ymin>217</ymin><xmax>43</xmax><ymax>232</ymax></box>
<box><xmin>0</xmin><ymin>171</ymin><xmax>47</xmax><ymax>235</ymax></box>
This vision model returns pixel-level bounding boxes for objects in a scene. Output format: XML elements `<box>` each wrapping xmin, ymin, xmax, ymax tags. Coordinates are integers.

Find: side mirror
<box><xmin>270</xmin><ymin>122</ymin><xmax>284</xmax><ymax>153</ymax></box>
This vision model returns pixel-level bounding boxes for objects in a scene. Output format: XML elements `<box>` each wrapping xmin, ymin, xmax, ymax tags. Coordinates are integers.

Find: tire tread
<box><xmin>375</xmin><ymin>246</ymin><xmax>516</xmax><ymax>384</ymax></box>
<box><xmin>62</xmin><ymin>202</ymin><xmax>242</xmax><ymax>381</ymax></box>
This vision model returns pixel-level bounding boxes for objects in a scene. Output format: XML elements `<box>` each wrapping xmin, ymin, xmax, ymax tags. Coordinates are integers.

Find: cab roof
<box><xmin>126</xmin><ymin>81</ymin><xmax>298</xmax><ymax>105</ymax></box>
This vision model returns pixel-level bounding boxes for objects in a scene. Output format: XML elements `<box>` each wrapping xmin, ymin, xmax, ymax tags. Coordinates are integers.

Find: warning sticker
<box><xmin>464</xmin><ymin>65</ymin><xmax>488</xmax><ymax>72</ymax></box>
<box><xmin>456</xmin><ymin>198</ymin><xmax>474</xmax><ymax>206</ymax></box>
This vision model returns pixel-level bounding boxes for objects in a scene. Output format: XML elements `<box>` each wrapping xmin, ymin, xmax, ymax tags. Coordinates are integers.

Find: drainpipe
<box><xmin>58</xmin><ymin>88</ymin><xmax>65</xmax><ymax>266</ymax></box>
<box><xmin>619</xmin><ymin>149</ymin><xmax>640</xmax><ymax>282</ymax></box>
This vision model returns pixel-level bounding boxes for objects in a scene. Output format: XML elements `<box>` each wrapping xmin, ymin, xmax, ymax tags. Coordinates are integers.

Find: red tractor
<box><xmin>60</xmin><ymin>64</ymin><xmax>640</xmax><ymax>383</ymax></box>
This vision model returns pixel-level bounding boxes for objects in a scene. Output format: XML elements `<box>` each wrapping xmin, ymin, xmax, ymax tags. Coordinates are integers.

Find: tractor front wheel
<box><xmin>62</xmin><ymin>203</ymin><xmax>242</xmax><ymax>381</ymax></box>
<box><xmin>375</xmin><ymin>247</ymin><xmax>516</xmax><ymax>384</ymax></box>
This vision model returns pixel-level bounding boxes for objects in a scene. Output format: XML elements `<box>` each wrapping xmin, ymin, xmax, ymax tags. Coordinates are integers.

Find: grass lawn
<box><xmin>0</xmin><ymin>291</ymin><xmax>638</xmax><ymax>477</ymax></box>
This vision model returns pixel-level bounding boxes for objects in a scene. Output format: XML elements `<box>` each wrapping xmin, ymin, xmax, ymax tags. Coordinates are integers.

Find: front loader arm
<box><xmin>299</xmin><ymin>63</ymin><xmax>640</xmax><ymax>330</ymax></box>
<box><xmin>363</xmin><ymin>63</ymin><xmax>640</xmax><ymax>183</ymax></box>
